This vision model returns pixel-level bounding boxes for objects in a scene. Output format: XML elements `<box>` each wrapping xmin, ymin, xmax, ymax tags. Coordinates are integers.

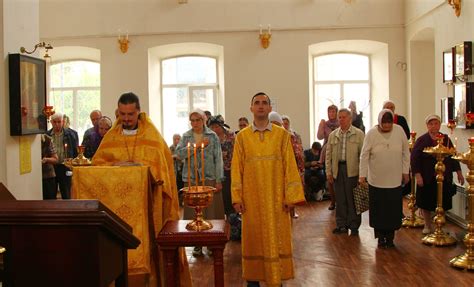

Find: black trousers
<box><xmin>54</xmin><ymin>164</ymin><xmax>71</xmax><ymax>199</ymax></box>
<box><xmin>42</xmin><ymin>177</ymin><xmax>57</xmax><ymax>199</ymax></box>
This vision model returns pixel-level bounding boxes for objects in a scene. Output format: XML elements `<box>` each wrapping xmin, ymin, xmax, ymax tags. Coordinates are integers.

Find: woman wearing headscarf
<box><xmin>410</xmin><ymin>114</ymin><xmax>464</xmax><ymax>235</ymax></box>
<box><xmin>317</xmin><ymin>104</ymin><xmax>339</xmax><ymax>210</ymax></box>
<box><xmin>382</xmin><ymin>100</ymin><xmax>410</xmax><ymax>139</ymax></box>
<box><xmin>359</xmin><ymin>109</ymin><xmax>410</xmax><ymax>248</ymax></box>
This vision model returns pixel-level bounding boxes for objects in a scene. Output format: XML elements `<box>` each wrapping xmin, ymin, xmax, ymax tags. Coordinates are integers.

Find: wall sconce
<box><xmin>259</xmin><ymin>24</ymin><xmax>272</xmax><ymax>49</ymax></box>
<box><xmin>118</xmin><ymin>33</ymin><xmax>129</xmax><ymax>53</ymax></box>
<box><xmin>447</xmin><ymin>0</ymin><xmax>461</xmax><ymax>17</ymax></box>
<box><xmin>20</xmin><ymin>42</ymin><xmax>53</xmax><ymax>59</ymax></box>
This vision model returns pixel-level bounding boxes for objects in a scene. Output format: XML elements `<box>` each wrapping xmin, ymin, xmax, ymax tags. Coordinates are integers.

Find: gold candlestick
<box><xmin>450</xmin><ymin>137</ymin><xmax>474</xmax><ymax>269</ymax></box>
<box><xmin>422</xmin><ymin>134</ymin><xmax>457</xmax><ymax>246</ymax></box>
<box><xmin>402</xmin><ymin>131</ymin><xmax>425</xmax><ymax>228</ymax></box>
<box><xmin>182</xmin><ymin>185</ymin><xmax>215</xmax><ymax>231</ymax></box>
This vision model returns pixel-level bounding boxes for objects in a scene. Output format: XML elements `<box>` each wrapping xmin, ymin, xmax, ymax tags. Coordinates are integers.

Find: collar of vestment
<box><xmin>122</xmin><ymin>128</ymin><xmax>138</xmax><ymax>136</ymax></box>
<box><xmin>251</xmin><ymin>121</ymin><xmax>272</xmax><ymax>132</ymax></box>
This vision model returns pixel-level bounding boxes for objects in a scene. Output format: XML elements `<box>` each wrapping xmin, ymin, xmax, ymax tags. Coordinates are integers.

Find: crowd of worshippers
<box><xmin>41</xmin><ymin>110</ymin><xmax>113</xmax><ymax>200</ymax></box>
<box><xmin>41</xmin><ymin>97</ymin><xmax>464</xmax><ymax>252</ymax></box>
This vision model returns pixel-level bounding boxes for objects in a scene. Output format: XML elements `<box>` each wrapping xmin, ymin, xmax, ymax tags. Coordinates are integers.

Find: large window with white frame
<box><xmin>161</xmin><ymin>56</ymin><xmax>218</xmax><ymax>143</ymax></box>
<box><xmin>313</xmin><ymin>53</ymin><xmax>371</xmax><ymax>135</ymax></box>
<box><xmin>49</xmin><ymin>60</ymin><xmax>100</xmax><ymax>143</ymax></box>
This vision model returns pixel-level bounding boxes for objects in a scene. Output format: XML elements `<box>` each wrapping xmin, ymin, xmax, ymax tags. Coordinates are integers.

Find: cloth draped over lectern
<box><xmin>73</xmin><ymin>112</ymin><xmax>191</xmax><ymax>287</ymax></box>
<box><xmin>72</xmin><ymin>166</ymin><xmax>151</xmax><ymax>274</ymax></box>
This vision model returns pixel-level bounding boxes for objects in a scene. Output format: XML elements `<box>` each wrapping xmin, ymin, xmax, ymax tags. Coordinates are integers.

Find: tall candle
<box><xmin>201</xmin><ymin>143</ymin><xmax>205</xmax><ymax>187</ymax></box>
<box><xmin>193</xmin><ymin>143</ymin><xmax>198</xmax><ymax>188</ymax></box>
<box><xmin>64</xmin><ymin>143</ymin><xmax>68</xmax><ymax>159</ymax></box>
<box><xmin>187</xmin><ymin>142</ymin><xmax>191</xmax><ymax>189</ymax></box>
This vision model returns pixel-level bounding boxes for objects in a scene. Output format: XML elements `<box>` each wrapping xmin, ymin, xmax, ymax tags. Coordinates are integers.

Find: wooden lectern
<box><xmin>0</xmin><ymin>200</ymin><xmax>140</xmax><ymax>287</ymax></box>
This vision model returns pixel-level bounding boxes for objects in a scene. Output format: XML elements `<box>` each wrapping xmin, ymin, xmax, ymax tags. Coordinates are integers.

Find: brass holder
<box><xmin>450</xmin><ymin>138</ymin><xmax>474</xmax><ymax>269</ymax></box>
<box><xmin>182</xmin><ymin>185</ymin><xmax>215</xmax><ymax>231</ymax></box>
<box><xmin>64</xmin><ymin>145</ymin><xmax>92</xmax><ymax>169</ymax></box>
<box><xmin>422</xmin><ymin>134</ymin><xmax>457</xmax><ymax>246</ymax></box>
<box><xmin>402</xmin><ymin>132</ymin><xmax>425</xmax><ymax>228</ymax></box>
<box><xmin>42</xmin><ymin>105</ymin><xmax>55</xmax><ymax>122</ymax></box>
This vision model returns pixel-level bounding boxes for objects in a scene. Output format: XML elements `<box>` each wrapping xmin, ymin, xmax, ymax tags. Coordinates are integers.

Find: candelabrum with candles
<box><xmin>422</xmin><ymin>133</ymin><xmax>457</xmax><ymax>246</ymax></box>
<box><xmin>181</xmin><ymin>142</ymin><xmax>215</xmax><ymax>231</ymax></box>
<box><xmin>64</xmin><ymin>145</ymin><xmax>91</xmax><ymax>169</ymax></box>
<box><xmin>402</xmin><ymin>132</ymin><xmax>425</xmax><ymax>228</ymax></box>
<box><xmin>450</xmin><ymin>137</ymin><xmax>474</xmax><ymax>269</ymax></box>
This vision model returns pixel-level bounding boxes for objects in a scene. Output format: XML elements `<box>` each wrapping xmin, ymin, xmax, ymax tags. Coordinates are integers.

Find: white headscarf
<box><xmin>268</xmin><ymin>111</ymin><xmax>283</xmax><ymax>125</ymax></box>
<box><xmin>378</xmin><ymin>109</ymin><xmax>394</xmax><ymax>126</ymax></box>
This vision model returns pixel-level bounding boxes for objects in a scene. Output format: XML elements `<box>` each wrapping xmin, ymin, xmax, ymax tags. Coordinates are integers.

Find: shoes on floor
<box><xmin>332</xmin><ymin>227</ymin><xmax>348</xmax><ymax>234</ymax></box>
<box><xmin>422</xmin><ymin>227</ymin><xmax>431</xmax><ymax>235</ymax></box>
<box><xmin>192</xmin><ymin>246</ymin><xmax>203</xmax><ymax>256</ymax></box>
<box><xmin>350</xmin><ymin>229</ymin><xmax>359</xmax><ymax>236</ymax></box>
<box><xmin>377</xmin><ymin>238</ymin><xmax>386</xmax><ymax>248</ymax></box>
<box><xmin>328</xmin><ymin>203</ymin><xmax>336</xmax><ymax>210</ymax></box>
<box><xmin>385</xmin><ymin>240</ymin><xmax>395</xmax><ymax>248</ymax></box>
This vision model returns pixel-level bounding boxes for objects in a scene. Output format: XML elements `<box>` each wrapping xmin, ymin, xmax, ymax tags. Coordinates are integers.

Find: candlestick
<box><xmin>201</xmin><ymin>143</ymin><xmax>205</xmax><ymax>186</ymax></box>
<box><xmin>187</xmin><ymin>142</ymin><xmax>191</xmax><ymax>189</ymax></box>
<box><xmin>193</xmin><ymin>143</ymin><xmax>198</xmax><ymax>188</ymax></box>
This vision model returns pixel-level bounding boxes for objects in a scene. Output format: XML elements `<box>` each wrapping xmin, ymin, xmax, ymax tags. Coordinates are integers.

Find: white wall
<box><xmin>1</xmin><ymin>0</ymin><xmax>42</xmax><ymax>199</ymax></box>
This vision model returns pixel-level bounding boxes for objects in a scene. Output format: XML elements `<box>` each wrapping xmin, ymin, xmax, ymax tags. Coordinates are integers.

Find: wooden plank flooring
<box><xmin>186</xmin><ymin>200</ymin><xmax>474</xmax><ymax>286</ymax></box>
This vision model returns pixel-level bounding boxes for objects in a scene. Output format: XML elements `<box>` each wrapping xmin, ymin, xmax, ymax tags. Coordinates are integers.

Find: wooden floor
<box><xmin>185</xmin><ymin>200</ymin><xmax>474</xmax><ymax>286</ymax></box>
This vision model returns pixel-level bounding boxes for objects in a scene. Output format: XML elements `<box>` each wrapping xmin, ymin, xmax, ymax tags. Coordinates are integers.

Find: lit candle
<box><xmin>187</xmin><ymin>142</ymin><xmax>191</xmax><ymax>189</ymax></box>
<box><xmin>201</xmin><ymin>143</ymin><xmax>205</xmax><ymax>187</ymax></box>
<box><xmin>64</xmin><ymin>143</ymin><xmax>68</xmax><ymax>159</ymax></box>
<box><xmin>126</xmin><ymin>32</ymin><xmax>129</xmax><ymax>41</ymax></box>
<box><xmin>268</xmin><ymin>24</ymin><xmax>271</xmax><ymax>34</ymax></box>
<box><xmin>455</xmin><ymin>137</ymin><xmax>458</xmax><ymax>149</ymax></box>
<box><xmin>193</xmin><ymin>143</ymin><xmax>198</xmax><ymax>188</ymax></box>
<box><xmin>259</xmin><ymin>24</ymin><xmax>262</xmax><ymax>35</ymax></box>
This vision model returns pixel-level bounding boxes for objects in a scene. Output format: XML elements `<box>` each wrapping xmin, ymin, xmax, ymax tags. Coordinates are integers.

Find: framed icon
<box><xmin>9</xmin><ymin>54</ymin><xmax>47</xmax><ymax>135</ymax></box>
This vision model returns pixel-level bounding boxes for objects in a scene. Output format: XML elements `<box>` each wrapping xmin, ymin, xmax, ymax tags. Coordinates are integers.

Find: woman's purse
<box><xmin>353</xmin><ymin>184</ymin><xmax>369</xmax><ymax>215</ymax></box>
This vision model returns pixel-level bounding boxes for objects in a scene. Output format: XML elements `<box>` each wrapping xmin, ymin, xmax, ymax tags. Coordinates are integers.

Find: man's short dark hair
<box><xmin>118</xmin><ymin>92</ymin><xmax>141</xmax><ymax>110</ymax></box>
<box><xmin>251</xmin><ymin>92</ymin><xmax>271</xmax><ymax>105</ymax></box>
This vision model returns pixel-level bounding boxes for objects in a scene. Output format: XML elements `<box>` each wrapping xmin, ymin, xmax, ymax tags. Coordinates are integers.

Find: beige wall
<box><xmin>1</xmin><ymin>0</ymin><xmax>42</xmax><ymax>199</ymax></box>
<box><xmin>44</xmin><ymin>26</ymin><xmax>406</xmax><ymax>147</ymax></box>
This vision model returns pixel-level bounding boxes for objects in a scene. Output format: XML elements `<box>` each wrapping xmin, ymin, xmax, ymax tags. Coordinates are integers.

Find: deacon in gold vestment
<box><xmin>92</xmin><ymin>92</ymin><xmax>191</xmax><ymax>287</ymax></box>
<box><xmin>231</xmin><ymin>92</ymin><xmax>305</xmax><ymax>287</ymax></box>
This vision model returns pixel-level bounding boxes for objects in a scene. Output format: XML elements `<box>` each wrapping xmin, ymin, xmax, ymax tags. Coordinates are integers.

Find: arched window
<box><xmin>313</xmin><ymin>53</ymin><xmax>371</xmax><ymax>134</ymax></box>
<box><xmin>161</xmin><ymin>56</ymin><xmax>218</xmax><ymax>142</ymax></box>
<box><xmin>49</xmin><ymin>60</ymin><xmax>100</xmax><ymax>142</ymax></box>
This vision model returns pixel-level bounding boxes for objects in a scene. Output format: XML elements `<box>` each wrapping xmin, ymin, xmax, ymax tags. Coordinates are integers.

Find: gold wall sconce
<box><xmin>448</xmin><ymin>0</ymin><xmax>461</xmax><ymax>17</ymax></box>
<box><xmin>118</xmin><ymin>33</ymin><xmax>129</xmax><ymax>53</ymax></box>
<box><xmin>259</xmin><ymin>24</ymin><xmax>272</xmax><ymax>49</ymax></box>
<box><xmin>20</xmin><ymin>42</ymin><xmax>53</xmax><ymax>59</ymax></box>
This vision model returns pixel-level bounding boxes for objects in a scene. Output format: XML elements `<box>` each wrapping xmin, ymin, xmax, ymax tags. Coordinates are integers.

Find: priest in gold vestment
<box><xmin>231</xmin><ymin>92</ymin><xmax>306</xmax><ymax>287</ymax></box>
<box><xmin>92</xmin><ymin>92</ymin><xmax>191</xmax><ymax>287</ymax></box>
